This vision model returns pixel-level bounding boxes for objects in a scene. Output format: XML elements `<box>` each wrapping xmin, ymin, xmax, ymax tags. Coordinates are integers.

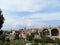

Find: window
<box><xmin>43</xmin><ymin>29</ymin><xmax>49</xmax><ymax>36</ymax></box>
<box><xmin>51</xmin><ymin>29</ymin><xmax>59</xmax><ymax>36</ymax></box>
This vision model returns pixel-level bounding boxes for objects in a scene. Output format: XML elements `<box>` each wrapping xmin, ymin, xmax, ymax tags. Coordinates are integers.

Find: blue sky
<box><xmin>0</xmin><ymin>0</ymin><xmax>60</xmax><ymax>30</ymax></box>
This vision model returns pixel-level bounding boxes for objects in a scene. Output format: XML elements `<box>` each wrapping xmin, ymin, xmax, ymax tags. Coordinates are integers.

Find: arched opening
<box><xmin>51</xmin><ymin>28</ymin><xmax>59</xmax><ymax>36</ymax></box>
<box><xmin>43</xmin><ymin>29</ymin><xmax>49</xmax><ymax>36</ymax></box>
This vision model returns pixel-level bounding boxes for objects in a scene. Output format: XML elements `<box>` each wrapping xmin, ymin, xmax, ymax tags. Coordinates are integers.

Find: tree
<box><xmin>27</xmin><ymin>35</ymin><xmax>34</xmax><ymax>41</ymax></box>
<box><xmin>0</xmin><ymin>9</ymin><xmax>5</xmax><ymax>35</ymax></box>
<box><xmin>0</xmin><ymin>9</ymin><xmax>5</xmax><ymax>29</ymax></box>
<box><xmin>55</xmin><ymin>38</ymin><xmax>60</xmax><ymax>45</ymax></box>
<box><xmin>40</xmin><ymin>36</ymin><xmax>54</xmax><ymax>43</ymax></box>
<box><xmin>0</xmin><ymin>9</ymin><xmax>5</xmax><ymax>45</ymax></box>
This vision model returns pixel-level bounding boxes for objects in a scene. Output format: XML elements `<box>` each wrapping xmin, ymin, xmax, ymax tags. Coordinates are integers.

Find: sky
<box><xmin>0</xmin><ymin>0</ymin><xmax>60</xmax><ymax>30</ymax></box>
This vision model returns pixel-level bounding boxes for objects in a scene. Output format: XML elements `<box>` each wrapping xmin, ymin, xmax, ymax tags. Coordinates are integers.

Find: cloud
<box><xmin>1</xmin><ymin>0</ymin><xmax>60</xmax><ymax>30</ymax></box>
<box><xmin>0</xmin><ymin>0</ymin><xmax>60</xmax><ymax>12</ymax></box>
<box><xmin>0</xmin><ymin>0</ymin><xmax>42</xmax><ymax>12</ymax></box>
<box><xmin>2</xmin><ymin>10</ymin><xmax>60</xmax><ymax>30</ymax></box>
<box><xmin>2</xmin><ymin>13</ymin><xmax>47</xmax><ymax>29</ymax></box>
<box><xmin>23</xmin><ymin>12</ymin><xmax>60</xmax><ymax>21</ymax></box>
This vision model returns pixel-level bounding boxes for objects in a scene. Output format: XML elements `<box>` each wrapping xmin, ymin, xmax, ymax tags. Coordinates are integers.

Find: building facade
<box><xmin>41</xmin><ymin>26</ymin><xmax>60</xmax><ymax>39</ymax></box>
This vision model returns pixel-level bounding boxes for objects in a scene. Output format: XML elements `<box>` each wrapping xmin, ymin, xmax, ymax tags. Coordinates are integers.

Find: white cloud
<box><xmin>23</xmin><ymin>12</ymin><xmax>60</xmax><ymax>21</ymax></box>
<box><xmin>0</xmin><ymin>0</ymin><xmax>59</xmax><ymax>12</ymax></box>
<box><xmin>0</xmin><ymin>0</ymin><xmax>41</xmax><ymax>12</ymax></box>
<box><xmin>2</xmin><ymin>11</ymin><xmax>60</xmax><ymax>29</ymax></box>
<box><xmin>1</xmin><ymin>0</ymin><xmax>60</xmax><ymax>29</ymax></box>
<box><xmin>3</xmin><ymin>14</ymin><xmax>46</xmax><ymax>29</ymax></box>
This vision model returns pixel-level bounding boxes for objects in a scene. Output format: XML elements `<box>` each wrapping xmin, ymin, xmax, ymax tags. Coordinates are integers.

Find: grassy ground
<box><xmin>3</xmin><ymin>39</ymin><xmax>25</xmax><ymax>45</ymax></box>
<box><xmin>0</xmin><ymin>39</ymin><xmax>58</xmax><ymax>45</ymax></box>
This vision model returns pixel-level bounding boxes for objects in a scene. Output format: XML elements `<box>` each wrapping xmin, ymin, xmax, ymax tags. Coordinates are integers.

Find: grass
<box><xmin>3</xmin><ymin>39</ymin><xmax>25</xmax><ymax>45</ymax></box>
<box><xmin>0</xmin><ymin>39</ymin><xmax>59</xmax><ymax>45</ymax></box>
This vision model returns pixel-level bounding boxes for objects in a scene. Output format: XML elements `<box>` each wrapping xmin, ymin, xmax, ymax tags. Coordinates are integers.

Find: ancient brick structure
<box><xmin>41</xmin><ymin>26</ymin><xmax>60</xmax><ymax>39</ymax></box>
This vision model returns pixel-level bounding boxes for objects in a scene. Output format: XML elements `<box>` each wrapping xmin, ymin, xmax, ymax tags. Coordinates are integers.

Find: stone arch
<box><xmin>51</xmin><ymin>28</ymin><xmax>59</xmax><ymax>36</ymax></box>
<box><xmin>42</xmin><ymin>29</ymin><xmax>49</xmax><ymax>36</ymax></box>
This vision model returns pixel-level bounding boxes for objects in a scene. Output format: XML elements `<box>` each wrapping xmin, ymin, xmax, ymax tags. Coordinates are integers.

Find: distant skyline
<box><xmin>0</xmin><ymin>0</ymin><xmax>60</xmax><ymax>30</ymax></box>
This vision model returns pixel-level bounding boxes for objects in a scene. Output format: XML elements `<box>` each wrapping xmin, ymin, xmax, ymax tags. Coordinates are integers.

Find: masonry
<box><xmin>41</xmin><ymin>26</ymin><xmax>60</xmax><ymax>39</ymax></box>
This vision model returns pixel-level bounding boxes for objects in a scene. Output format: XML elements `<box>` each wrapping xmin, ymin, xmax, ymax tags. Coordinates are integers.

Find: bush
<box><xmin>40</xmin><ymin>37</ymin><xmax>54</xmax><ymax>43</ymax></box>
<box><xmin>27</xmin><ymin>35</ymin><xmax>34</xmax><ymax>41</ymax></box>
<box><xmin>34</xmin><ymin>39</ymin><xmax>41</xmax><ymax>43</ymax></box>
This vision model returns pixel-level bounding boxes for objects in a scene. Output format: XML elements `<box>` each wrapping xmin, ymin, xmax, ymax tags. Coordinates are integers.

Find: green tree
<box><xmin>55</xmin><ymin>38</ymin><xmax>60</xmax><ymax>45</ymax></box>
<box><xmin>27</xmin><ymin>35</ymin><xmax>34</xmax><ymax>41</ymax></box>
<box><xmin>39</xmin><ymin>36</ymin><xmax>55</xmax><ymax>45</ymax></box>
<box><xmin>0</xmin><ymin>9</ymin><xmax>5</xmax><ymax>45</ymax></box>
<box><xmin>0</xmin><ymin>9</ymin><xmax>5</xmax><ymax>29</ymax></box>
<box><xmin>40</xmin><ymin>36</ymin><xmax>54</xmax><ymax>43</ymax></box>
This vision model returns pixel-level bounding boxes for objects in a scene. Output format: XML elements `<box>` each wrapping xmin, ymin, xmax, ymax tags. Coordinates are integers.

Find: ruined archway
<box><xmin>51</xmin><ymin>28</ymin><xmax>59</xmax><ymax>36</ymax></box>
<box><xmin>43</xmin><ymin>29</ymin><xmax>49</xmax><ymax>36</ymax></box>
